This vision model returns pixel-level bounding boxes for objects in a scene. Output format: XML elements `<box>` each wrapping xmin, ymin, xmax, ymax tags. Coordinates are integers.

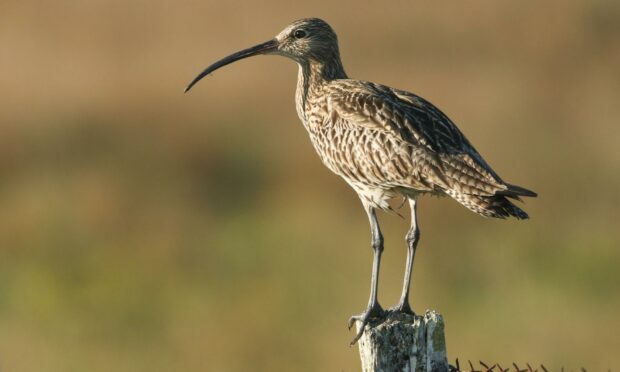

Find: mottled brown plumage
<box><xmin>185</xmin><ymin>18</ymin><xmax>536</xmax><ymax>344</ymax></box>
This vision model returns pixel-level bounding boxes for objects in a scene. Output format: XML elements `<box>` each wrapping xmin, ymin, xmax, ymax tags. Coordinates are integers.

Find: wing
<box><xmin>327</xmin><ymin>81</ymin><xmax>511</xmax><ymax>197</ymax></box>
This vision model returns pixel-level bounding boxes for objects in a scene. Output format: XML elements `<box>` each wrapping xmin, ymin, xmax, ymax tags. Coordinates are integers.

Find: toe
<box><xmin>347</xmin><ymin>316</ymin><xmax>358</xmax><ymax>330</ymax></box>
<box><xmin>348</xmin><ymin>304</ymin><xmax>386</xmax><ymax>345</ymax></box>
<box><xmin>350</xmin><ymin>327</ymin><xmax>365</xmax><ymax>346</ymax></box>
<box><xmin>389</xmin><ymin>302</ymin><xmax>414</xmax><ymax>315</ymax></box>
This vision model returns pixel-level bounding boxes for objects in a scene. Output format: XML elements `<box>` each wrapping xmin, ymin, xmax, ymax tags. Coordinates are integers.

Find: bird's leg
<box><xmin>390</xmin><ymin>197</ymin><xmax>419</xmax><ymax>315</ymax></box>
<box><xmin>348</xmin><ymin>204</ymin><xmax>386</xmax><ymax>345</ymax></box>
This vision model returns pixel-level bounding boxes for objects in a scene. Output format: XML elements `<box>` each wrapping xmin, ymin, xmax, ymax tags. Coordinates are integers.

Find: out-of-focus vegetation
<box><xmin>1</xmin><ymin>1</ymin><xmax>619</xmax><ymax>371</ymax></box>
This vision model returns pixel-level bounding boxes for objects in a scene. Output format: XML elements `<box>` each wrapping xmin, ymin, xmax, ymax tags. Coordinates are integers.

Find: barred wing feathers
<box><xmin>327</xmin><ymin>81</ymin><xmax>536</xmax><ymax>218</ymax></box>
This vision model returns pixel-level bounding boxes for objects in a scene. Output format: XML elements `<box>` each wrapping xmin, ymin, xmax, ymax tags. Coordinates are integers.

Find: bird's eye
<box><xmin>293</xmin><ymin>29</ymin><xmax>307</xmax><ymax>39</ymax></box>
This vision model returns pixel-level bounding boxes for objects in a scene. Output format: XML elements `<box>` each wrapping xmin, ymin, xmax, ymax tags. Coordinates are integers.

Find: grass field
<box><xmin>1</xmin><ymin>1</ymin><xmax>619</xmax><ymax>370</ymax></box>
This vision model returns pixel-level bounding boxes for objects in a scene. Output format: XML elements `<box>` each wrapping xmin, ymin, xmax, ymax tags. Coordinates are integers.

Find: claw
<box><xmin>347</xmin><ymin>316</ymin><xmax>357</xmax><ymax>330</ymax></box>
<box><xmin>348</xmin><ymin>303</ymin><xmax>385</xmax><ymax>345</ymax></box>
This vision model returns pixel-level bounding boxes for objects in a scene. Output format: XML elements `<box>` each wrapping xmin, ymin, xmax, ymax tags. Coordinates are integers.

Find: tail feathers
<box><xmin>447</xmin><ymin>191</ymin><xmax>530</xmax><ymax>220</ymax></box>
<box><xmin>501</xmin><ymin>183</ymin><xmax>538</xmax><ymax>198</ymax></box>
<box><xmin>483</xmin><ymin>195</ymin><xmax>529</xmax><ymax>219</ymax></box>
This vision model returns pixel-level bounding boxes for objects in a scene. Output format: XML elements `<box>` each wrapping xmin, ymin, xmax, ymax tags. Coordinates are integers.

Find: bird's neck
<box><xmin>296</xmin><ymin>56</ymin><xmax>347</xmax><ymax>121</ymax></box>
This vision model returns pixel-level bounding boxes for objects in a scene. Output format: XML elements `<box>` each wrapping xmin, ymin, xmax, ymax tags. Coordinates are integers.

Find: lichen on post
<box><xmin>355</xmin><ymin>310</ymin><xmax>448</xmax><ymax>372</ymax></box>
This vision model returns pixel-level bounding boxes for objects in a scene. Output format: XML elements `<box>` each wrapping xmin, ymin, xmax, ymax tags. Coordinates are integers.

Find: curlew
<box><xmin>185</xmin><ymin>18</ymin><xmax>537</xmax><ymax>344</ymax></box>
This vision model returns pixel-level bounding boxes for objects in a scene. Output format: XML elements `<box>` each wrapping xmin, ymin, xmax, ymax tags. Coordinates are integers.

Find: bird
<box><xmin>185</xmin><ymin>18</ymin><xmax>537</xmax><ymax>345</ymax></box>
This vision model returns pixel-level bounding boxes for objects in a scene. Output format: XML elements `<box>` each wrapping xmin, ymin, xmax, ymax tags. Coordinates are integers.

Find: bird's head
<box><xmin>273</xmin><ymin>18</ymin><xmax>339</xmax><ymax>62</ymax></box>
<box><xmin>185</xmin><ymin>18</ymin><xmax>340</xmax><ymax>92</ymax></box>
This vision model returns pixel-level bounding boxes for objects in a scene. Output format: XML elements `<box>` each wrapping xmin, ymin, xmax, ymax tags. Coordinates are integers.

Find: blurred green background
<box><xmin>1</xmin><ymin>0</ymin><xmax>619</xmax><ymax>371</ymax></box>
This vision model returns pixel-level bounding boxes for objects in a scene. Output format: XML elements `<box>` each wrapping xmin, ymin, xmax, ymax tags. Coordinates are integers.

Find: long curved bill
<box><xmin>184</xmin><ymin>39</ymin><xmax>278</xmax><ymax>93</ymax></box>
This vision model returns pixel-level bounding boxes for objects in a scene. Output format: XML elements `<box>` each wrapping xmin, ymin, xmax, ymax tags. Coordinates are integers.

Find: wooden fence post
<box><xmin>355</xmin><ymin>310</ymin><xmax>449</xmax><ymax>372</ymax></box>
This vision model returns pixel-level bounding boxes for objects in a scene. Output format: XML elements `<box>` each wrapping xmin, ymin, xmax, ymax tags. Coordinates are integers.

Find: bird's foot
<box><xmin>347</xmin><ymin>303</ymin><xmax>385</xmax><ymax>345</ymax></box>
<box><xmin>387</xmin><ymin>301</ymin><xmax>415</xmax><ymax>316</ymax></box>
